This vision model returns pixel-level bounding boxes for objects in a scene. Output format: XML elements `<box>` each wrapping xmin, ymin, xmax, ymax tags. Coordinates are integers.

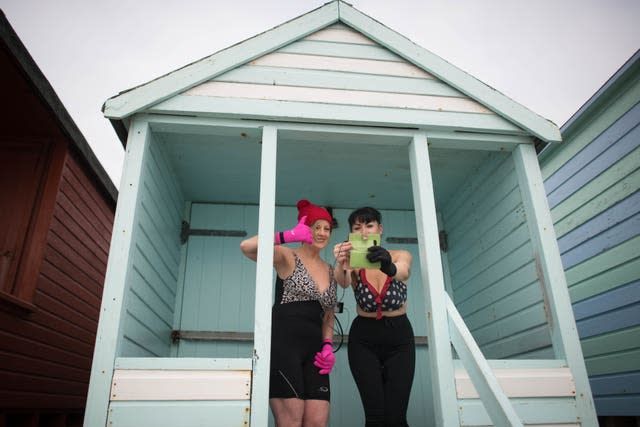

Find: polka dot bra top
<box><xmin>353</xmin><ymin>269</ymin><xmax>407</xmax><ymax>320</ymax></box>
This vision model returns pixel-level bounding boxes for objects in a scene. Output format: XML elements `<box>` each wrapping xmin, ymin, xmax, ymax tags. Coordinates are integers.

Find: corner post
<box><xmin>84</xmin><ymin>118</ymin><xmax>150</xmax><ymax>427</ymax></box>
<box><xmin>250</xmin><ymin>126</ymin><xmax>278</xmax><ymax>426</ymax></box>
<box><xmin>409</xmin><ymin>132</ymin><xmax>459</xmax><ymax>426</ymax></box>
<box><xmin>513</xmin><ymin>143</ymin><xmax>597</xmax><ymax>426</ymax></box>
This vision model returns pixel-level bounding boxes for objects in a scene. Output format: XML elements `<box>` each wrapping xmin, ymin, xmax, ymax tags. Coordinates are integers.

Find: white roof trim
<box><xmin>337</xmin><ymin>2</ymin><xmax>560</xmax><ymax>142</ymax></box>
<box><xmin>103</xmin><ymin>0</ymin><xmax>561</xmax><ymax>143</ymax></box>
<box><xmin>103</xmin><ymin>2</ymin><xmax>339</xmax><ymax>120</ymax></box>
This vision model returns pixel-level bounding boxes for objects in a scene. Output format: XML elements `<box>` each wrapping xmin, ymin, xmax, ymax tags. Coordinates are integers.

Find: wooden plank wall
<box><xmin>105</xmin><ymin>358</ymin><xmax>252</xmax><ymax>427</ymax></box>
<box><xmin>179</xmin><ymin>23</ymin><xmax>512</xmax><ymax>132</ymax></box>
<box><xmin>0</xmin><ymin>149</ymin><xmax>114</xmax><ymax>423</ymax></box>
<box><xmin>442</xmin><ymin>150</ymin><xmax>553</xmax><ymax>359</ymax></box>
<box><xmin>117</xmin><ymin>135</ymin><xmax>185</xmax><ymax>357</ymax></box>
<box><xmin>539</xmin><ymin>66</ymin><xmax>640</xmax><ymax>416</ymax></box>
<box><xmin>175</xmin><ymin>203</ymin><xmax>259</xmax><ymax>359</ymax></box>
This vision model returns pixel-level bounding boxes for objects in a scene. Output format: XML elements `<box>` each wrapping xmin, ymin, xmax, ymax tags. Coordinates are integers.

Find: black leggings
<box><xmin>348</xmin><ymin>314</ymin><xmax>415</xmax><ymax>427</ymax></box>
<box><xmin>269</xmin><ymin>302</ymin><xmax>330</xmax><ymax>401</ymax></box>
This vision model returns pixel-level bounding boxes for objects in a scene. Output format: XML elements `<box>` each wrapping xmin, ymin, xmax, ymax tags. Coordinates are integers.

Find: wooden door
<box><xmin>175</xmin><ymin>203</ymin><xmax>258</xmax><ymax>358</ymax></box>
<box><xmin>0</xmin><ymin>140</ymin><xmax>48</xmax><ymax>295</ymax></box>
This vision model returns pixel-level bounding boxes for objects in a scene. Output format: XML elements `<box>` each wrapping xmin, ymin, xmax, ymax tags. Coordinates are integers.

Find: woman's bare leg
<box><xmin>302</xmin><ymin>399</ymin><xmax>330</xmax><ymax>427</ymax></box>
<box><xmin>270</xmin><ymin>398</ymin><xmax>305</xmax><ymax>427</ymax></box>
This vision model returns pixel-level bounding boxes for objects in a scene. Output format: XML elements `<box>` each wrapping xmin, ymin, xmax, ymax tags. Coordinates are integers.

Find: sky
<box><xmin>1</xmin><ymin>0</ymin><xmax>638</xmax><ymax>188</ymax></box>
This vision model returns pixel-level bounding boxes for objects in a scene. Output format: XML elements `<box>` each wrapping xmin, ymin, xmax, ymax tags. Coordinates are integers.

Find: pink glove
<box><xmin>274</xmin><ymin>216</ymin><xmax>313</xmax><ymax>245</ymax></box>
<box><xmin>313</xmin><ymin>340</ymin><xmax>335</xmax><ymax>375</ymax></box>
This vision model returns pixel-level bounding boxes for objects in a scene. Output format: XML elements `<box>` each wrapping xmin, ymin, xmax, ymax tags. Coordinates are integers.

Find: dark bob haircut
<box><xmin>348</xmin><ymin>207</ymin><xmax>382</xmax><ymax>229</ymax></box>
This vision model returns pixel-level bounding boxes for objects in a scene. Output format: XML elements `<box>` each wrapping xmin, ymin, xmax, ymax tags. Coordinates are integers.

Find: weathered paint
<box><xmin>87</xmin><ymin>2</ymin><xmax>602</xmax><ymax>426</ymax></box>
<box><xmin>103</xmin><ymin>2</ymin><xmax>560</xmax><ymax>143</ymax></box>
<box><xmin>84</xmin><ymin>119</ymin><xmax>152</xmax><ymax>427</ymax></box>
<box><xmin>540</xmin><ymin>51</ymin><xmax>640</xmax><ymax>417</ymax></box>
<box><xmin>409</xmin><ymin>133</ymin><xmax>459</xmax><ymax>426</ymax></box>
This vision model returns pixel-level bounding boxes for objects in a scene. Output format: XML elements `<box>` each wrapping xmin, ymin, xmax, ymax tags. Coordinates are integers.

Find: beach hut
<box><xmin>539</xmin><ymin>50</ymin><xmax>640</xmax><ymax>425</ymax></box>
<box><xmin>0</xmin><ymin>11</ymin><xmax>117</xmax><ymax>426</ymax></box>
<box><xmin>85</xmin><ymin>2</ymin><xmax>597</xmax><ymax>425</ymax></box>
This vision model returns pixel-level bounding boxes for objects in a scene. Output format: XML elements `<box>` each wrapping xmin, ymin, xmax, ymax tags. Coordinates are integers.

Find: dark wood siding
<box><xmin>0</xmin><ymin>149</ymin><xmax>115</xmax><ymax>418</ymax></box>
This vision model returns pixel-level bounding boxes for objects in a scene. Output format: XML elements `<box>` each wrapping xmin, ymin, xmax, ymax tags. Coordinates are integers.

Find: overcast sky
<box><xmin>1</xmin><ymin>0</ymin><xmax>638</xmax><ymax>187</ymax></box>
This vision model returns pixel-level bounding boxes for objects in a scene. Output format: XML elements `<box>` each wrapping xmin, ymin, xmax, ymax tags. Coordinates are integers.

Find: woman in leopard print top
<box><xmin>240</xmin><ymin>200</ymin><xmax>337</xmax><ymax>427</ymax></box>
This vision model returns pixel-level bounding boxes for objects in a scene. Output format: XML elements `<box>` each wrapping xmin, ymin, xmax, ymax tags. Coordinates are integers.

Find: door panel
<box><xmin>177</xmin><ymin>203</ymin><xmax>258</xmax><ymax>358</ymax></box>
<box><xmin>0</xmin><ymin>141</ymin><xmax>48</xmax><ymax>294</ymax></box>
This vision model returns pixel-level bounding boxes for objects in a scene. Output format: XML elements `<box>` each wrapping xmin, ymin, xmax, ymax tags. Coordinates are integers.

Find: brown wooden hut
<box><xmin>0</xmin><ymin>11</ymin><xmax>117</xmax><ymax>427</ymax></box>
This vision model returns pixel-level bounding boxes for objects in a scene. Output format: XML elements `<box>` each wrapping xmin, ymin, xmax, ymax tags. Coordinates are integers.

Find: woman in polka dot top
<box><xmin>333</xmin><ymin>206</ymin><xmax>415</xmax><ymax>427</ymax></box>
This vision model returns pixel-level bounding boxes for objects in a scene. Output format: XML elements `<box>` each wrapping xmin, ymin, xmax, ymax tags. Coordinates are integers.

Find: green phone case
<box><xmin>349</xmin><ymin>233</ymin><xmax>381</xmax><ymax>269</ymax></box>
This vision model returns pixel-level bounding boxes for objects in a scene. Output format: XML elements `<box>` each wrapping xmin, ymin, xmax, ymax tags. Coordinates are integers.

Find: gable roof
<box><xmin>103</xmin><ymin>1</ymin><xmax>560</xmax><ymax>143</ymax></box>
<box><xmin>1</xmin><ymin>10</ymin><xmax>117</xmax><ymax>202</ymax></box>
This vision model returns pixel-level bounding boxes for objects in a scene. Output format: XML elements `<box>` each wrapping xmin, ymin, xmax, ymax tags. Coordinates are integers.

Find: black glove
<box><xmin>367</xmin><ymin>246</ymin><xmax>397</xmax><ymax>277</ymax></box>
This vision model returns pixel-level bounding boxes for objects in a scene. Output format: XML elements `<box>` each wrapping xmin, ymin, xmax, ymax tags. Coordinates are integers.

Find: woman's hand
<box><xmin>275</xmin><ymin>216</ymin><xmax>312</xmax><ymax>244</ymax></box>
<box><xmin>313</xmin><ymin>340</ymin><xmax>335</xmax><ymax>375</ymax></box>
<box><xmin>367</xmin><ymin>245</ymin><xmax>397</xmax><ymax>277</ymax></box>
<box><xmin>333</xmin><ymin>241</ymin><xmax>352</xmax><ymax>268</ymax></box>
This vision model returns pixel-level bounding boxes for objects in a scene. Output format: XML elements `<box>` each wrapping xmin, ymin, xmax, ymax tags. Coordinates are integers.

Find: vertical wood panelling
<box><xmin>177</xmin><ymin>203</ymin><xmax>258</xmax><ymax>359</ymax></box>
<box><xmin>539</xmin><ymin>59</ymin><xmax>640</xmax><ymax>416</ymax></box>
<box><xmin>119</xmin><ymin>134</ymin><xmax>184</xmax><ymax>357</ymax></box>
<box><xmin>0</xmin><ymin>149</ymin><xmax>115</xmax><ymax>413</ymax></box>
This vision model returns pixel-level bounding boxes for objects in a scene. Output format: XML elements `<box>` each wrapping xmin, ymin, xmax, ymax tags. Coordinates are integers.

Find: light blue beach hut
<box><xmin>539</xmin><ymin>50</ymin><xmax>640</xmax><ymax>423</ymax></box>
<box><xmin>85</xmin><ymin>2</ymin><xmax>598</xmax><ymax>426</ymax></box>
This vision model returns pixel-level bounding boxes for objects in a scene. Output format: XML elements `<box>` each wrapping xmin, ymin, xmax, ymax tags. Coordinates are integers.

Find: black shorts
<box><xmin>269</xmin><ymin>301</ymin><xmax>330</xmax><ymax>401</ymax></box>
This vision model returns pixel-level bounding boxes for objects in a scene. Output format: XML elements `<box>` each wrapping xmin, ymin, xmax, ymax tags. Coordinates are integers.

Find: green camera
<box><xmin>348</xmin><ymin>233</ymin><xmax>381</xmax><ymax>269</ymax></box>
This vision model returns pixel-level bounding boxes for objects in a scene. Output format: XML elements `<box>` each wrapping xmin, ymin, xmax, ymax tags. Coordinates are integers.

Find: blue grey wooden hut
<box><xmin>85</xmin><ymin>2</ymin><xmax>598</xmax><ymax>426</ymax></box>
<box><xmin>539</xmin><ymin>50</ymin><xmax>640</xmax><ymax>422</ymax></box>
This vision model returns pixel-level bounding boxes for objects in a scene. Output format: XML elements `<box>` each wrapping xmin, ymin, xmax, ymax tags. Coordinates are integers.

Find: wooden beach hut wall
<box><xmin>0</xmin><ymin>11</ymin><xmax>117</xmax><ymax>426</ymax></box>
<box><xmin>85</xmin><ymin>2</ymin><xmax>598</xmax><ymax>426</ymax></box>
<box><xmin>539</xmin><ymin>50</ymin><xmax>640</xmax><ymax>423</ymax></box>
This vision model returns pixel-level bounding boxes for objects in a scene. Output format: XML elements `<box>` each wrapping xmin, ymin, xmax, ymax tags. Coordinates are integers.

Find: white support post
<box><xmin>84</xmin><ymin>119</ymin><xmax>150</xmax><ymax>427</ymax></box>
<box><xmin>513</xmin><ymin>143</ymin><xmax>598</xmax><ymax>427</ymax></box>
<box><xmin>250</xmin><ymin>126</ymin><xmax>278</xmax><ymax>427</ymax></box>
<box><xmin>408</xmin><ymin>133</ymin><xmax>459</xmax><ymax>426</ymax></box>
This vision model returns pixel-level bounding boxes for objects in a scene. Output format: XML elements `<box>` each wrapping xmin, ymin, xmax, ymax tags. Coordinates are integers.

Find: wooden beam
<box><xmin>408</xmin><ymin>132</ymin><xmax>459</xmax><ymax>426</ymax></box>
<box><xmin>83</xmin><ymin>119</ymin><xmax>150</xmax><ymax>427</ymax></box>
<box><xmin>447</xmin><ymin>296</ymin><xmax>524</xmax><ymax>426</ymax></box>
<box><xmin>150</xmin><ymin>95</ymin><xmax>524</xmax><ymax>135</ymax></box>
<box><xmin>167</xmin><ymin>331</ymin><xmax>430</xmax><ymax>345</ymax></box>
<box><xmin>111</xmin><ymin>369</ymin><xmax>251</xmax><ymax>401</ymax></box>
<box><xmin>115</xmin><ymin>357</ymin><xmax>252</xmax><ymax>371</ymax></box>
<box><xmin>250</xmin><ymin>125</ymin><xmax>278</xmax><ymax>427</ymax></box>
<box><xmin>454</xmin><ymin>366</ymin><xmax>575</xmax><ymax>398</ymax></box>
<box><xmin>513</xmin><ymin>143</ymin><xmax>598</xmax><ymax>426</ymax></box>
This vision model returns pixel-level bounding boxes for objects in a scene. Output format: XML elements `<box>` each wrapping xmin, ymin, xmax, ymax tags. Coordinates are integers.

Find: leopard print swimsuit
<box><xmin>276</xmin><ymin>253</ymin><xmax>337</xmax><ymax>314</ymax></box>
